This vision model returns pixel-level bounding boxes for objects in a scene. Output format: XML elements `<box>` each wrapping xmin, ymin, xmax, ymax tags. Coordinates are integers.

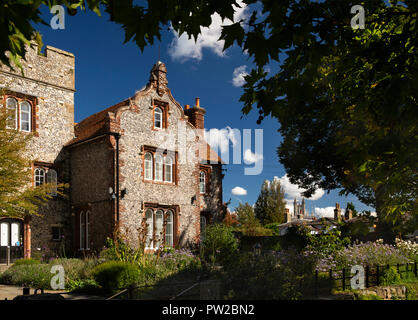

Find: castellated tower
<box><xmin>0</xmin><ymin>42</ymin><xmax>75</xmax><ymax>259</ymax></box>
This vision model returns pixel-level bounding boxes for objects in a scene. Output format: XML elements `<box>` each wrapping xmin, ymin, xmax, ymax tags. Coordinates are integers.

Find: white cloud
<box><xmin>168</xmin><ymin>1</ymin><xmax>248</xmax><ymax>62</ymax></box>
<box><xmin>232</xmin><ymin>65</ymin><xmax>249</xmax><ymax>87</ymax></box>
<box><xmin>275</xmin><ymin>175</ymin><xmax>325</xmax><ymax>201</ymax></box>
<box><xmin>314</xmin><ymin>207</ymin><xmax>346</xmax><ymax>218</ymax></box>
<box><xmin>243</xmin><ymin>148</ymin><xmax>263</xmax><ymax>164</ymax></box>
<box><xmin>232</xmin><ymin>186</ymin><xmax>247</xmax><ymax>196</ymax></box>
<box><xmin>204</xmin><ymin>127</ymin><xmax>237</xmax><ymax>152</ymax></box>
<box><xmin>314</xmin><ymin>207</ymin><xmax>336</xmax><ymax>218</ymax></box>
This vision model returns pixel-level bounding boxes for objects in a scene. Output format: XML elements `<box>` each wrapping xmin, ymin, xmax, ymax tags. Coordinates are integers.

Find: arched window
<box><xmin>155</xmin><ymin>210</ymin><xmax>164</xmax><ymax>249</ymax></box>
<box><xmin>144</xmin><ymin>153</ymin><xmax>153</xmax><ymax>180</ymax></box>
<box><xmin>85</xmin><ymin>211</ymin><xmax>90</xmax><ymax>250</ymax></box>
<box><xmin>154</xmin><ymin>107</ymin><xmax>163</xmax><ymax>129</ymax></box>
<box><xmin>34</xmin><ymin>168</ymin><xmax>45</xmax><ymax>187</ymax></box>
<box><xmin>164</xmin><ymin>156</ymin><xmax>173</xmax><ymax>183</ymax></box>
<box><xmin>6</xmin><ymin>98</ymin><xmax>17</xmax><ymax>129</ymax></box>
<box><xmin>20</xmin><ymin>101</ymin><xmax>31</xmax><ymax>132</ymax></box>
<box><xmin>165</xmin><ymin>211</ymin><xmax>174</xmax><ymax>246</ymax></box>
<box><xmin>80</xmin><ymin>211</ymin><xmax>85</xmax><ymax>250</ymax></box>
<box><xmin>199</xmin><ymin>171</ymin><xmax>206</xmax><ymax>194</ymax></box>
<box><xmin>46</xmin><ymin>169</ymin><xmax>58</xmax><ymax>196</ymax></box>
<box><xmin>155</xmin><ymin>154</ymin><xmax>163</xmax><ymax>181</ymax></box>
<box><xmin>0</xmin><ymin>222</ymin><xmax>9</xmax><ymax>246</ymax></box>
<box><xmin>145</xmin><ymin>209</ymin><xmax>154</xmax><ymax>249</ymax></box>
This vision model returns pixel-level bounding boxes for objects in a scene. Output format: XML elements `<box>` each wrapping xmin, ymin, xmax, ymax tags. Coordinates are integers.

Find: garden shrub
<box><xmin>0</xmin><ymin>258</ymin><xmax>102</xmax><ymax>290</ymax></box>
<box><xmin>92</xmin><ymin>261</ymin><xmax>141</xmax><ymax>292</ymax></box>
<box><xmin>395</xmin><ymin>238</ymin><xmax>418</xmax><ymax>262</ymax></box>
<box><xmin>0</xmin><ymin>264</ymin><xmax>53</xmax><ymax>289</ymax></box>
<box><xmin>13</xmin><ymin>258</ymin><xmax>40</xmax><ymax>266</ymax></box>
<box><xmin>159</xmin><ymin>249</ymin><xmax>201</xmax><ymax>272</ymax></box>
<box><xmin>100</xmin><ymin>237</ymin><xmax>143</xmax><ymax>263</ymax></box>
<box><xmin>222</xmin><ymin>250</ymin><xmax>316</xmax><ymax>299</ymax></box>
<box><xmin>201</xmin><ymin>224</ymin><xmax>239</xmax><ymax>266</ymax></box>
<box><xmin>313</xmin><ymin>241</ymin><xmax>412</xmax><ymax>272</ymax></box>
<box><xmin>66</xmin><ymin>278</ymin><xmax>99</xmax><ymax>292</ymax></box>
<box><xmin>357</xmin><ymin>293</ymin><xmax>383</xmax><ymax>300</ymax></box>
<box><xmin>382</xmin><ymin>266</ymin><xmax>401</xmax><ymax>285</ymax></box>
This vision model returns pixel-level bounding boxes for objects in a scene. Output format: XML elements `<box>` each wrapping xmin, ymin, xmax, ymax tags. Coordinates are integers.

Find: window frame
<box><xmin>34</xmin><ymin>168</ymin><xmax>46</xmax><ymax>187</ymax></box>
<box><xmin>164</xmin><ymin>156</ymin><xmax>173</xmax><ymax>183</ymax></box>
<box><xmin>153</xmin><ymin>106</ymin><xmax>163</xmax><ymax>130</ymax></box>
<box><xmin>19</xmin><ymin>100</ymin><xmax>32</xmax><ymax>132</ymax></box>
<box><xmin>144</xmin><ymin>152</ymin><xmax>153</xmax><ymax>181</ymax></box>
<box><xmin>144</xmin><ymin>204</ymin><xmax>178</xmax><ymax>250</ymax></box>
<box><xmin>145</xmin><ymin>208</ymin><xmax>154</xmax><ymax>250</ymax></box>
<box><xmin>5</xmin><ymin>98</ymin><xmax>17</xmax><ymax>130</ymax></box>
<box><xmin>199</xmin><ymin>171</ymin><xmax>206</xmax><ymax>194</ymax></box>
<box><xmin>152</xmin><ymin>99</ymin><xmax>169</xmax><ymax>130</ymax></box>
<box><xmin>51</xmin><ymin>226</ymin><xmax>63</xmax><ymax>242</ymax></box>
<box><xmin>154</xmin><ymin>154</ymin><xmax>163</xmax><ymax>182</ymax></box>
<box><xmin>165</xmin><ymin>210</ymin><xmax>174</xmax><ymax>246</ymax></box>
<box><xmin>142</xmin><ymin>146</ymin><xmax>177</xmax><ymax>185</ymax></box>
<box><xmin>2</xmin><ymin>92</ymin><xmax>37</xmax><ymax>133</ymax></box>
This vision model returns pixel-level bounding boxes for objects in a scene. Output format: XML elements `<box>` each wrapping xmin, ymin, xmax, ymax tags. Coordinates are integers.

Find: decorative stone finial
<box><xmin>148</xmin><ymin>61</ymin><xmax>168</xmax><ymax>96</ymax></box>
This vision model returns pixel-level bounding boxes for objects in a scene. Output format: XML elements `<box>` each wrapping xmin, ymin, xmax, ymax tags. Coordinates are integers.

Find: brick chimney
<box><xmin>334</xmin><ymin>203</ymin><xmax>342</xmax><ymax>222</ymax></box>
<box><xmin>184</xmin><ymin>98</ymin><xmax>206</xmax><ymax>129</ymax></box>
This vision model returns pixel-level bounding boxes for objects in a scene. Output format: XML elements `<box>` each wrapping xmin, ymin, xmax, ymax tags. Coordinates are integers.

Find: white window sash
<box><xmin>6</xmin><ymin>98</ymin><xmax>17</xmax><ymax>130</ymax></box>
<box><xmin>19</xmin><ymin>102</ymin><xmax>31</xmax><ymax>132</ymax></box>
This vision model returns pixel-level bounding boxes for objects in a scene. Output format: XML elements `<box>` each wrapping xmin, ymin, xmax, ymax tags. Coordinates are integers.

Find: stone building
<box><xmin>0</xmin><ymin>44</ymin><xmax>224</xmax><ymax>262</ymax></box>
<box><xmin>293</xmin><ymin>198</ymin><xmax>306</xmax><ymax>220</ymax></box>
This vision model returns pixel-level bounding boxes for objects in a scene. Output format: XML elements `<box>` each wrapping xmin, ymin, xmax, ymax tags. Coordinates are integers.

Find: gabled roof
<box><xmin>65</xmin><ymin>62</ymin><xmax>223</xmax><ymax>165</ymax></box>
<box><xmin>64</xmin><ymin>99</ymin><xmax>129</xmax><ymax>147</ymax></box>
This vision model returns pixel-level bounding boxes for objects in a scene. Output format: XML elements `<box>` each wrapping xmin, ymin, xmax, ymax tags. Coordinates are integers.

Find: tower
<box><xmin>293</xmin><ymin>198</ymin><xmax>297</xmax><ymax>218</ymax></box>
<box><xmin>301</xmin><ymin>198</ymin><xmax>306</xmax><ymax>218</ymax></box>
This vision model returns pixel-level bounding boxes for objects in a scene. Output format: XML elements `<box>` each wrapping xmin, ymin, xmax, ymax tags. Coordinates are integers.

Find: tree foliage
<box><xmin>1</xmin><ymin>0</ymin><xmax>416</xmax><ymax>223</ymax></box>
<box><xmin>254</xmin><ymin>179</ymin><xmax>286</xmax><ymax>225</ymax></box>
<box><xmin>0</xmin><ymin>104</ymin><xmax>64</xmax><ymax>217</ymax></box>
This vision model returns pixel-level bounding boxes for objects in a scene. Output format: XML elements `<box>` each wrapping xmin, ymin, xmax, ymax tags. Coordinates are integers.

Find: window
<box><xmin>154</xmin><ymin>107</ymin><xmax>163</xmax><ymax>129</ymax></box>
<box><xmin>164</xmin><ymin>156</ymin><xmax>173</xmax><ymax>183</ymax></box>
<box><xmin>34</xmin><ymin>167</ymin><xmax>58</xmax><ymax>195</ymax></box>
<box><xmin>80</xmin><ymin>211</ymin><xmax>85</xmax><ymax>249</ymax></box>
<box><xmin>143</xmin><ymin>147</ymin><xmax>177</xmax><ymax>184</ymax></box>
<box><xmin>0</xmin><ymin>222</ymin><xmax>8</xmax><ymax>246</ymax></box>
<box><xmin>199</xmin><ymin>171</ymin><xmax>206</xmax><ymax>194</ymax></box>
<box><xmin>166</xmin><ymin>211</ymin><xmax>173</xmax><ymax>246</ymax></box>
<box><xmin>144</xmin><ymin>153</ymin><xmax>153</xmax><ymax>180</ymax></box>
<box><xmin>79</xmin><ymin>211</ymin><xmax>90</xmax><ymax>250</ymax></box>
<box><xmin>155</xmin><ymin>154</ymin><xmax>163</xmax><ymax>181</ymax></box>
<box><xmin>52</xmin><ymin>226</ymin><xmax>63</xmax><ymax>241</ymax></box>
<box><xmin>6</xmin><ymin>98</ymin><xmax>17</xmax><ymax>129</ymax></box>
<box><xmin>11</xmin><ymin>223</ymin><xmax>19</xmax><ymax>246</ymax></box>
<box><xmin>20</xmin><ymin>101</ymin><xmax>31</xmax><ymax>132</ymax></box>
<box><xmin>34</xmin><ymin>168</ymin><xmax>45</xmax><ymax>187</ymax></box>
<box><xmin>155</xmin><ymin>210</ymin><xmax>164</xmax><ymax>249</ymax></box>
<box><xmin>46</xmin><ymin>169</ymin><xmax>58</xmax><ymax>196</ymax></box>
<box><xmin>145</xmin><ymin>209</ymin><xmax>154</xmax><ymax>249</ymax></box>
<box><xmin>145</xmin><ymin>207</ymin><xmax>176</xmax><ymax>249</ymax></box>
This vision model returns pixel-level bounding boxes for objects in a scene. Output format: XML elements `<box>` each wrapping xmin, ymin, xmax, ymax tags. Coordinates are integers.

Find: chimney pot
<box><xmin>195</xmin><ymin>97</ymin><xmax>200</xmax><ymax>108</ymax></box>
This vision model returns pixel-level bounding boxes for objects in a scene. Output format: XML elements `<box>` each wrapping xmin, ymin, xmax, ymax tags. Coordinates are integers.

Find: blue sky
<box><xmin>35</xmin><ymin>4</ymin><xmax>375</xmax><ymax>217</ymax></box>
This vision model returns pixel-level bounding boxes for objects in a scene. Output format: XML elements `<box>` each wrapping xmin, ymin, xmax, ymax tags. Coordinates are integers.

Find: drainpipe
<box><xmin>109</xmin><ymin>132</ymin><xmax>121</xmax><ymax>226</ymax></box>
